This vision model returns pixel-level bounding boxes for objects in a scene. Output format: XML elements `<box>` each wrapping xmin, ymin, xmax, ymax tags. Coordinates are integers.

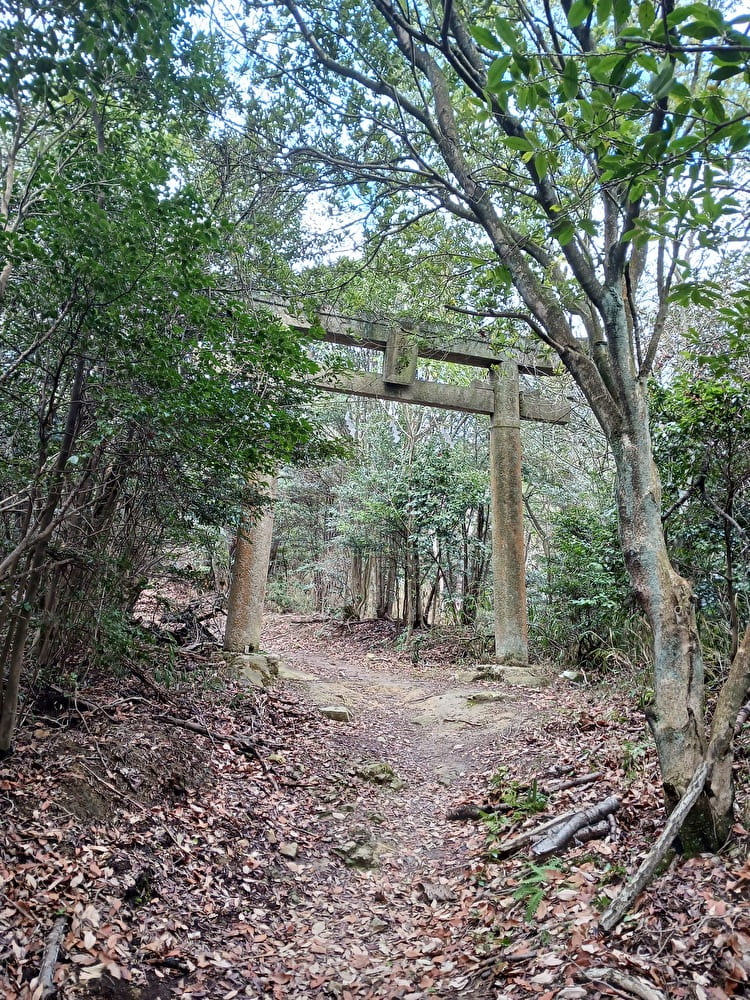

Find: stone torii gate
<box><xmin>224</xmin><ymin>300</ymin><xmax>569</xmax><ymax>665</ymax></box>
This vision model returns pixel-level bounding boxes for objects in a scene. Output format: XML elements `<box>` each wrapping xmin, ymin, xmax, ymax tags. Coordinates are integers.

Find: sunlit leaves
<box><xmin>561</xmin><ymin>59</ymin><xmax>579</xmax><ymax>100</ymax></box>
<box><xmin>470</xmin><ymin>25</ymin><xmax>505</xmax><ymax>52</ymax></box>
<box><xmin>567</xmin><ymin>0</ymin><xmax>594</xmax><ymax>29</ymax></box>
<box><xmin>471</xmin><ymin>0</ymin><xmax>750</xmax><ymax>259</ymax></box>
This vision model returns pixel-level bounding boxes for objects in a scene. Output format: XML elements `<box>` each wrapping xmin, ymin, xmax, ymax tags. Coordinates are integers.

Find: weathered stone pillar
<box><xmin>224</xmin><ymin>477</ymin><xmax>277</xmax><ymax>654</ymax></box>
<box><xmin>489</xmin><ymin>363</ymin><xmax>529</xmax><ymax>663</ymax></box>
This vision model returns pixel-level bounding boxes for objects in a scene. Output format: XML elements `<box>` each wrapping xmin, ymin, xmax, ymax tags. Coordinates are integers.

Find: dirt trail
<box><xmin>249</xmin><ymin>615</ymin><xmax>558</xmax><ymax>997</ymax></box>
<box><xmin>275</xmin><ymin>645</ymin><xmax>524</xmax><ymax>787</ymax></box>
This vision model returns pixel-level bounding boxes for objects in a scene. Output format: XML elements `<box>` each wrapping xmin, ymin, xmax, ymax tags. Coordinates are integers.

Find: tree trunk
<box><xmin>723</xmin><ymin>490</ymin><xmax>739</xmax><ymax>662</ymax></box>
<box><xmin>409</xmin><ymin>539</ymin><xmax>424</xmax><ymax>628</ymax></box>
<box><xmin>0</xmin><ymin>354</ymin><xmax>87</xmax><ymax>752</ymax></box>
<box><xmin>611</xmin><ymin>390</ymin><xmax>732</xmax><ymax>851</ymax></box>
<box><xmin>375</xmin><ymin>555</ymin><xmax>395</xmax><ymax>619</ymax></box>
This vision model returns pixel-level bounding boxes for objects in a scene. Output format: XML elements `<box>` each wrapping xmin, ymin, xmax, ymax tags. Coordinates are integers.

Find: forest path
<box><xmin>4</xmin><ymin>611</ymin><xmax>747</xmax><ymax>1000</ymax></box>
<box><xmin>250</xmin><ymin>614</ymin><xmax>561</xmax><ymax>998</ymax></box>
<box><xmin>276</xmin><ymin>647</ymin><xmax>521</xmax><ymax>787</ymax></box>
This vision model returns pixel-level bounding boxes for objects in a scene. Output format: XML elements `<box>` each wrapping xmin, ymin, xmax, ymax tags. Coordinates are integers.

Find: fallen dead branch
<box><xmin>447</xmin><ymin>770</ymin><xmax>602</xmax><ymax>823</ymax></box>
<box><xmin>600</xmin><ymin>761</ymin><xmax>709</xmax><ymax>933</ymax></box>
<box><xmin>174</xmin><ymin>648</ymin><xmax>215</xmax><ymax>663</ymax></box>
<box><xmin>485</xmin><ymin>811</ymin><xmax>579</xmax><ymax>856</ymax></box>
<box><xmin>532</xmin><ymin>796</ymin><xmax>620</xmax><ymax>859</ymax></box>
<box><xmin>573</xmin><ymin>819</ymin><xmax>610</xmax><ymax>845</ymax></box>
<box><xmin>157</xmin><ymin>714</ymin><xmax>267</xmax><ymax>769</ymax></box>
<box><xmin>582</xmin><ymin>966</ymin><xmax>667</xmax><ymax>1000</ymax></box>
<box><xmin>544</xmin><ymin>770</ymin><xmax>600</xmax><ymax>793</ymax></box>
<box><xmin>127</xmin><ymin>662</ymin><xmax>174</xmax><ymax>702</ymax></box>
<box><xmin>36</xmin><ymin>915</ymin><xmax>67</xmax><ymax>997</ymax></box>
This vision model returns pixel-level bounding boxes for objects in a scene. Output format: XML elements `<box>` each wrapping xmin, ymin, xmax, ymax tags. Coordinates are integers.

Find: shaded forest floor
<box><xmin>2</xmin><ymin>606</ymin><xmax>749</xmax><ymax>999</ymax></box>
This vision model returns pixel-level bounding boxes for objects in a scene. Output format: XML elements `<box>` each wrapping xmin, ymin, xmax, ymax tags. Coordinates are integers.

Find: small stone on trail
<box><xmin>333</xmin><ymin>825</ymin><xmax>387</xmax><ymax>869</ymax></box>
<box><xmin>279</xmin><ymin>842</ymin><xmax>299</xmax><ymax>859</ymax></box>
<box><xmin>560</xmin><ymin>669</ymin><xmax>584</xmax><ymax>681</ymax></box>
<box><xmin>466</xmin><ymin>691</ymin><xmax>505</xmax><ymax>704</ymax></box>
<box><xmin>355</xmin><ymin>760</ymin><xmax>404</xmax><ymax>790</ymax></box>
<box><xmin>320</xmin><ymin>705</ymin><xmax>353</xmax><ymax>722</ymax></box>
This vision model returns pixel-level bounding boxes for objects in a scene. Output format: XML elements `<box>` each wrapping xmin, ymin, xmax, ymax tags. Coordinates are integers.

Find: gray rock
<box><xmin>466</xmin><ymin>691</ymin><xmax>505</xmax><ymax>704</ymax></box>
<box><xmin>355</xmin><ymin>760</ymin><xmax>404</xmax><ymax>790</ymax></box>
<box><xmin>333</xmin><ymin>825</ymin><xmax>386</xmax><ymax>869</ymax></box>
<box><xmin>472</xmin><ymin>664</ymin><xmax>548</xmax><ymax>687</ymax></box>
<box><xmin>320</xmin><ymin>704</ymin><xmax>353</xmax><ymax>722</ymax></box>
<box><xmin>221</xmin><ymin>651</ymin><xmax>277</xmax><ymax>688</ymax></box>
<box><xmin>236</xmin><ymin>666</ymin><xmax>266</xmax><ymax>688</ymax></box>
<box><xmin>265</xmin><ymin>653</ymin><xmax>282</xmax><ymax>675</ymax></box>
<box><xmin>277</xmin><ymin>663</ymin><xmax>318</xmax><ymax>682</ymax></box>
<box><xmin>560</xmin><ymin>669</ymin><xmax>583</xmax><ymax>682</ymax></box>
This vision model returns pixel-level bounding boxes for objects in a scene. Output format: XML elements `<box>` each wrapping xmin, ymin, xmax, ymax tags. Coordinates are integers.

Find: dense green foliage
<box><xmin>269</xmin><ymin>397</ymin><xmax>491</xmax><ymax>627</ymax></box>
<box><xmin>653</xmin><ymin>341</ymin><xmax>750</xmax><ymax>665</ymax></box>
<box><xmin>0</xmin><ymin>2</ymin><xmax>324</xmax><ymax>749</ymax></box>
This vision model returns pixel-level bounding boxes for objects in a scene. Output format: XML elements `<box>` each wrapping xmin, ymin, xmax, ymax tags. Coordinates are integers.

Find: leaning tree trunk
<box><xmin>611</xmin><ymin>388</ymin><xmax>732</xmax><ymax>852</ymax></box>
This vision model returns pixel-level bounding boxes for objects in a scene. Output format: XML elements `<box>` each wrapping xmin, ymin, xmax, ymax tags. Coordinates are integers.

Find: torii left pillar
<box><xmin>489</xmin><ymin>363</ymin><xmax>528</xmax><ymax>663</ymax></box>
<box><xmin>224</xmin><ymin>477</ymin><xmax>276</xmax><ymax>654</ymax></box>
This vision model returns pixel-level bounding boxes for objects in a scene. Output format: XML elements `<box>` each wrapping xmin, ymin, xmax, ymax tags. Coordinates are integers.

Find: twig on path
<box><xmin>37</xmin><ymin>915</ymin><xmax>67</xmax><ymax>997</ymax></box>
<box><xmin>582</xmin><ymin>966</ymin><xmax>667</xmax><ymax>1000</ymax></box>
<box><xmin>532</xmin><ymin>796</ymin><xmax>620</xmax><ymax>859</ymax></box>
<box><xmin>5</xmin><ymin>896</ymin><xmax>39</xmax><ymax>923</ymax></box>
<box><xmin>76</xmin><ymin>762</ymin><xmax>147</xmax><ymax>814</ymax></box>
<box><xmin>443</xmin><ymin>716</ymin><xmax>484</xmax><ymax>727</ymax></box>
<box><xmin>501</xmin><ymin>948</ymin><xmax>538</xmax><ymax>962</ymax></box>
<box><xmin>599</xmin><ymin>761</ymin><xmax>709</xmax><ymax>933</ymax></box>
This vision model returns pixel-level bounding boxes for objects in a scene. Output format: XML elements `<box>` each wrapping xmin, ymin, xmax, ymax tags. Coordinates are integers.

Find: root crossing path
<box><xmin>251</xmin><ymin>615</ymin><xmax>557</xmax><ymax>999</ymax></box>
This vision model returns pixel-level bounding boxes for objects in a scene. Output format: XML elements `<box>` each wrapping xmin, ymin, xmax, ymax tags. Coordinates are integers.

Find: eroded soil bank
<box><xmin>1</xmin><ymin>611</ymin><xmax>748</xmax><ymax>999</ymax></box>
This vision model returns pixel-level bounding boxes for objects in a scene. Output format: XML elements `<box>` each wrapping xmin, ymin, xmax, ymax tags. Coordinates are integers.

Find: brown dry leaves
<box><xmin>1</xmin><ymin>612</ymin><xmax>749</xmax><ymax>998</ymax></box>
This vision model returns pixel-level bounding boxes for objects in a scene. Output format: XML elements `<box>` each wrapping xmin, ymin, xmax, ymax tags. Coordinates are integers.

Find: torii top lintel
<box><xmin>252</xmin><ymin>294</ymin><xmax>569</xmax><ymax>425</ymax></box>
<box><xmin>253</xmin><ymin>294</ymin><xmax>555</xmax><ymax>376</ymax></box>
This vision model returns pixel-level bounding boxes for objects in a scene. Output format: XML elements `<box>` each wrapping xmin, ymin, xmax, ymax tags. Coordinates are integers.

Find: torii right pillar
<box><xmin>489</xmin><ymin>363</ymin><xmax>529</xmax><ymax>664</ymax></box>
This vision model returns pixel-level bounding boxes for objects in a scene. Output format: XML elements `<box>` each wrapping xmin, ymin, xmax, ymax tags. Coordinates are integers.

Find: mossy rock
<box><xmin>355</xmin><ymin>760</ymin><xmax>404</xmax><ymax>790</ymax></box>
